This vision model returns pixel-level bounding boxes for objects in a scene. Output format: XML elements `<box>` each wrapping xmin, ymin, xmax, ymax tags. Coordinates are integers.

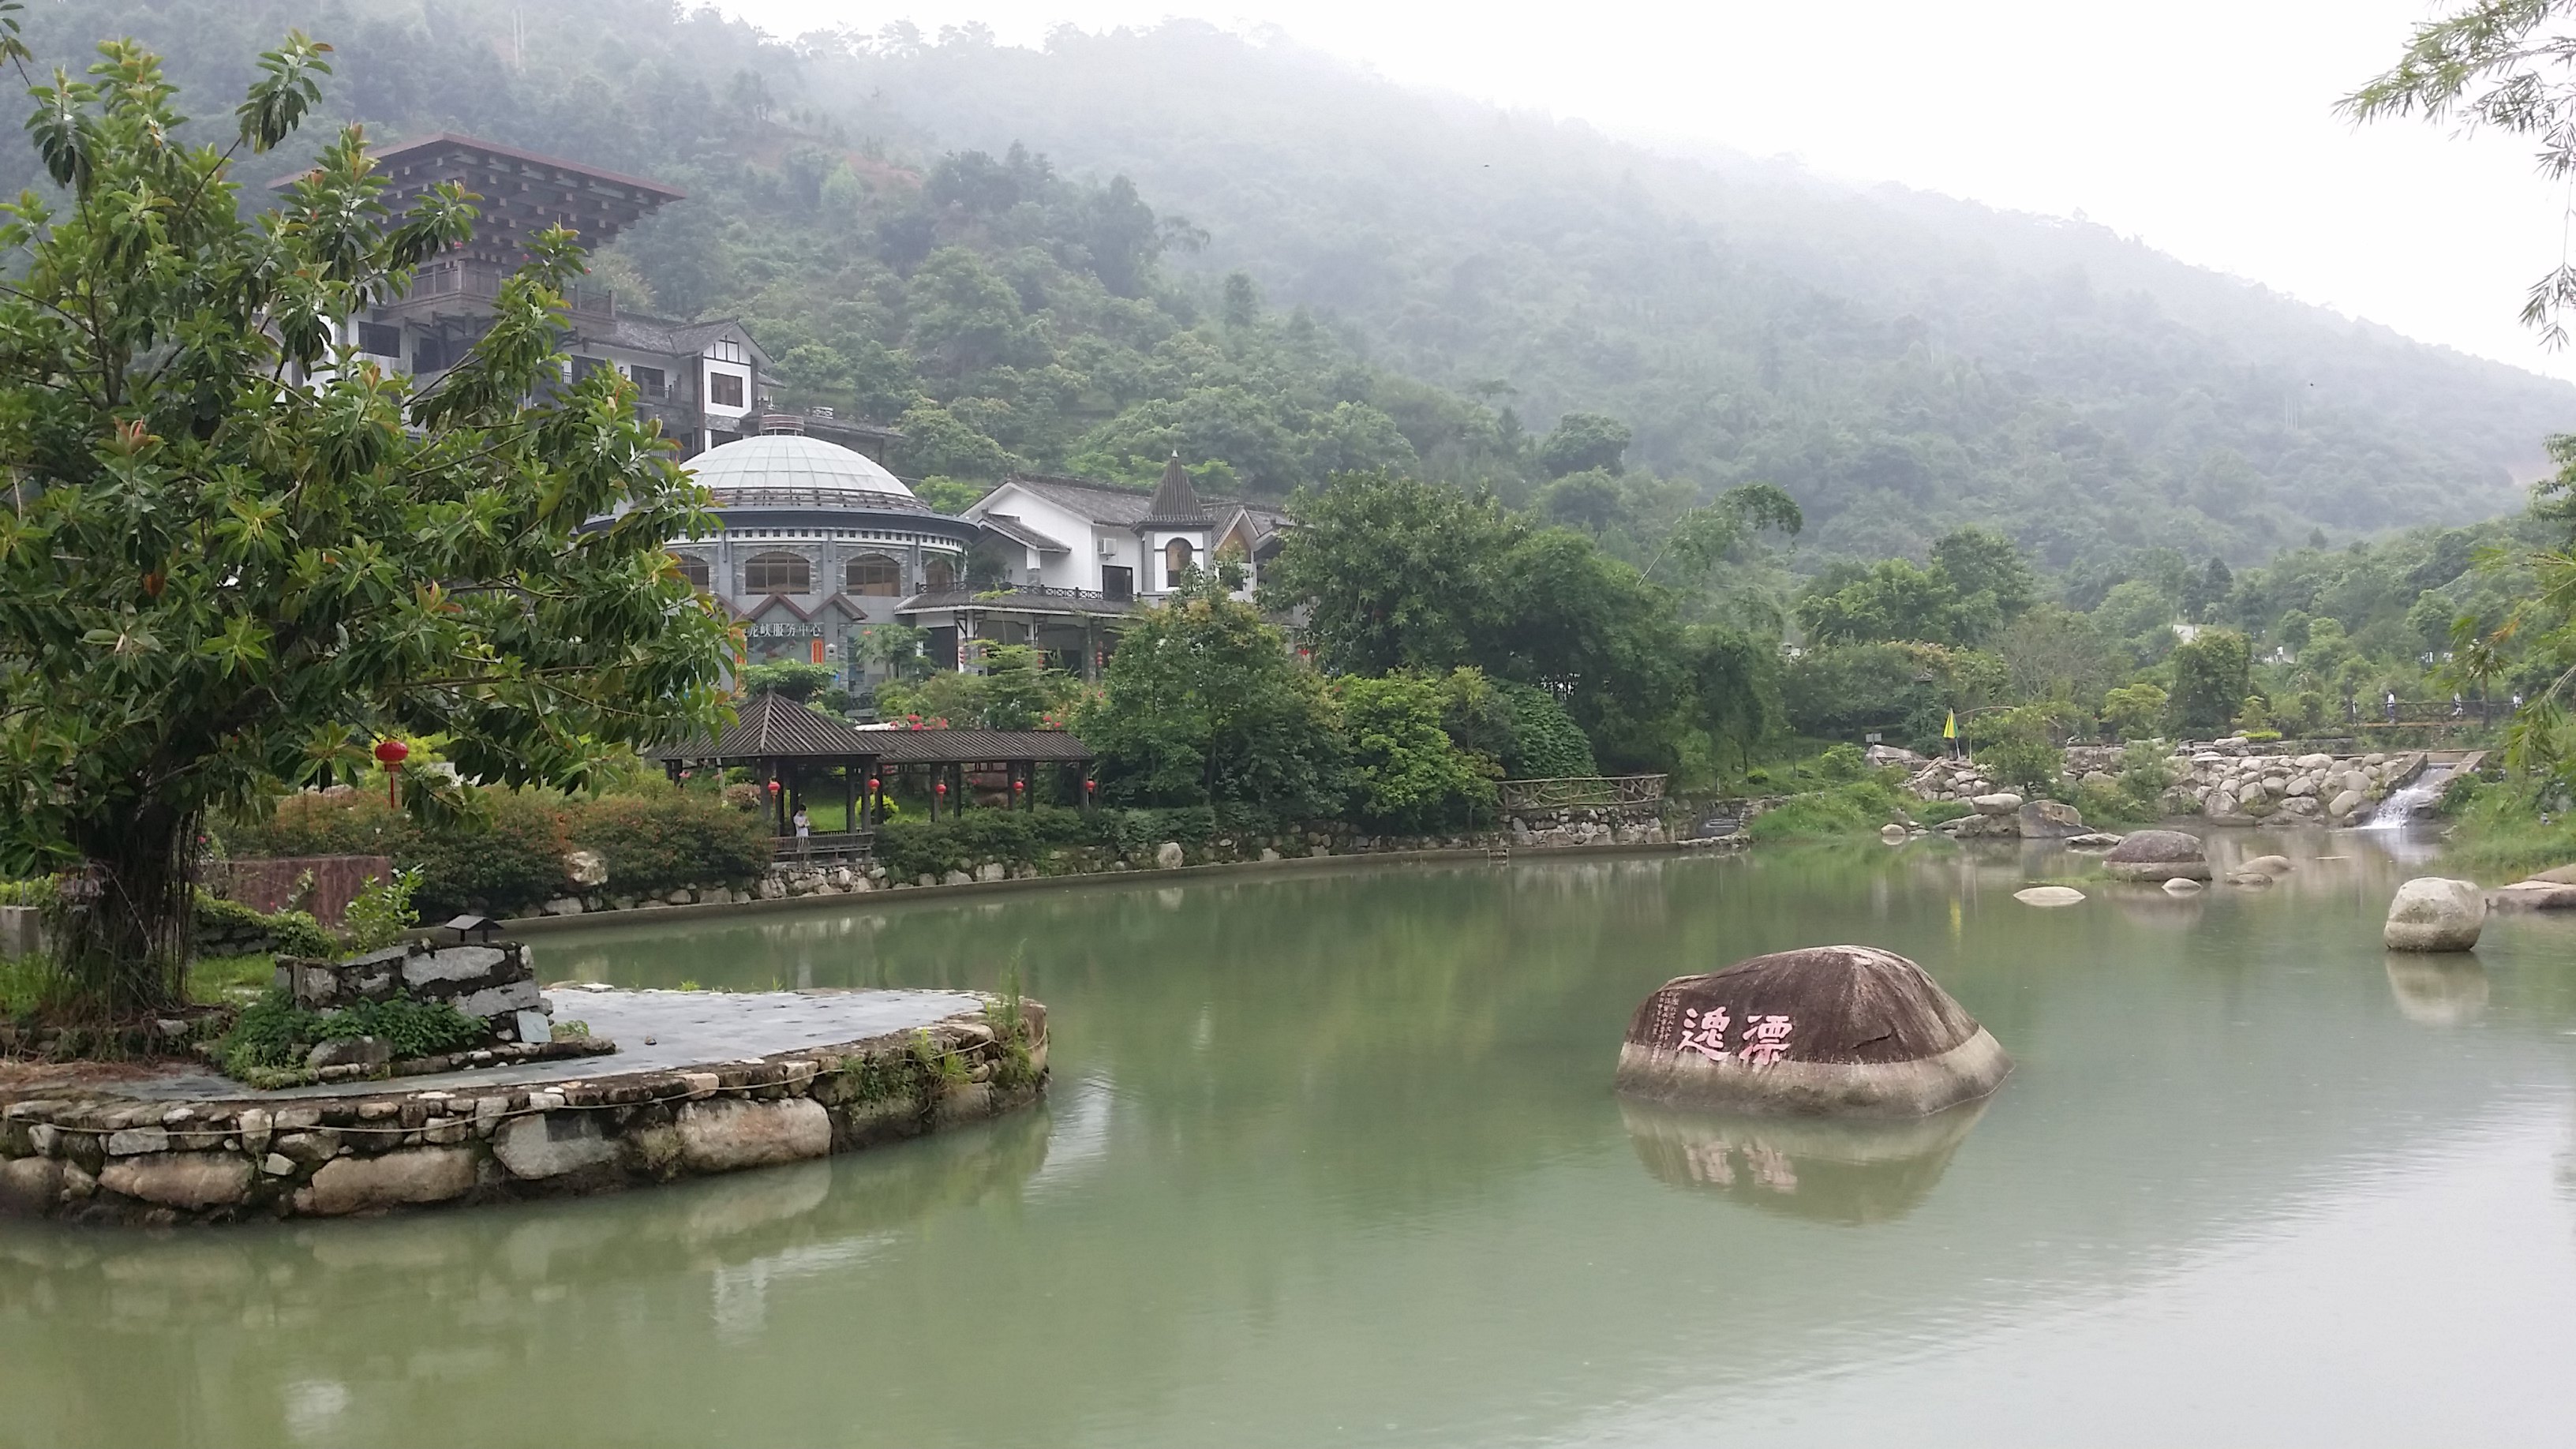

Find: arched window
<box><xmin>1164</xmin><ymin>537</ymin><xmax>1196</xmax><ymax>587</ymax></box>
<box><xmin>743</xmin><ymin>552</ymin><xmax>811</xmax><ymax>593</ymax></box>
<box><xmin>845</xmin><ymin>552</ymin><xmax>903</xmax><ymax>596</ymax></box>
<box><xmin>923</xmin><ymin>554</ymin><xmax>957</xmax><ymax>590</ymax></box>
<box><xmin>674</xmin><ymin>553</ymin><xmax>710</xmax><ymax>590</ymax></box>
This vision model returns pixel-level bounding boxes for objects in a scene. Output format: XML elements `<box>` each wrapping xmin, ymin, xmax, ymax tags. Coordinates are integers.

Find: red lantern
<box><xmin>1084</xmin><ymin>778</ymin><xmax>1097</xmax><ymax>793</ymax></box>
<box><xmin>935</xmin><ymin>781</ymin><xmax>948</xmax><ymax>796</ymax></box>
<box><xmin>767</xmin><ymin>779</ymin><xmax>781</xmax><ymax>795</ymax></box>
<box><xmin>867</xmin><ymin>777</ymin><xmax>880</xmax><ymax>791</ymax></box>
<box><xmin>1013</xmin><ymin>779</ymin><xmax>1025</xmax><ymax>792</ymax></box>
<box><xmin>373</xmin><ymin>739</ymin><xmax>409</xmax><ymax>808</ymax></box>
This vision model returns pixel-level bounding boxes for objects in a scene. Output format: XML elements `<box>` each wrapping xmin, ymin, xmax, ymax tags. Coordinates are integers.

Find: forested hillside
<box><xmin>26</xmin><ymin>0</ymin><xmax>2576</xmax><ymax>574</ymax></box>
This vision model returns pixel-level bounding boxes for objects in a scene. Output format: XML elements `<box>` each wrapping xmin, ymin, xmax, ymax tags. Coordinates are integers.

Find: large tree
<box><xmin>0</xmin><ymin>29</ymin><xmax>732</xmax><ymax>1012</ymax></box>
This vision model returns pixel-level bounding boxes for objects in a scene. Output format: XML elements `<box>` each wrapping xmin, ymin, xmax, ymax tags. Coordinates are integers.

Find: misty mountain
<box><xmin>32</xmin><ymin>1</ymin><xmax>2576</xmax><ymax>572</ymax></box>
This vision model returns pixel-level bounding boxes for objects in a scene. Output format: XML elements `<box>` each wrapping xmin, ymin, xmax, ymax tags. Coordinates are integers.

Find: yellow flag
<box><xmin>1943</xmin><ymin>710</ymin><xmax>1957</xmax><ymax>739</ymax></box>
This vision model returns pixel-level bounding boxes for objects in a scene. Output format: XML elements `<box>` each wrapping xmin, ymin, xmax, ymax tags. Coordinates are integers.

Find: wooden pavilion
<box><xmin>646</xmin><ymin>695</ymin><xmax>1098</xmax><ymax>859</ymax></box>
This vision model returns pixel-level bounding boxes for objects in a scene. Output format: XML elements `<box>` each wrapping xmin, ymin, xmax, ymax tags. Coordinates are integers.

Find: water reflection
<box><xmin>1622</xmin><ymin>1100</ymin><xmax>1991</xmax><ymax>1226</ymax></box>
<box><xmin>2387</xmin><ymin>955</ymin><xmax>2491</xmax><ymax>1026</ymax></box>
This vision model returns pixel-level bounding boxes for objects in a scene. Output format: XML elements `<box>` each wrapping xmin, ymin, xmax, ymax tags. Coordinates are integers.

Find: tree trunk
<box><xmin>55</xmin><ymin>803</ymin><xmax>193</xmax><ymax>1016</ymax></box>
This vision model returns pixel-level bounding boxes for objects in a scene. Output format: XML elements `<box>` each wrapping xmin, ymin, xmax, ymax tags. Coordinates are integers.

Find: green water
<box><xmin>6</xmin><ymin>832</ymin><xmax>2576</xmax><ymax>1447</ymax></box>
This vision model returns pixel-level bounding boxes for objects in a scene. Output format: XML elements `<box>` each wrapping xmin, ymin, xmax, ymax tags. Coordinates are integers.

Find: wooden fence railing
<box><xmin>1497</xmin><ymin>775</ymin><xmax>1668</xmax><ymax>811</ymax></box>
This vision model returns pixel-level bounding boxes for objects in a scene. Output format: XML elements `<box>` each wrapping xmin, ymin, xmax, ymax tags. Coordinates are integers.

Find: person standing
<box><xmin>792</xmin><ymin>806</ymin><xmax>811</xmax><ymax>841</ymax></box>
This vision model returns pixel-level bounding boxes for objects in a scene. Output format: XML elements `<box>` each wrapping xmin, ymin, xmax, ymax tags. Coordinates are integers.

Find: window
<box><xmin>708</xmin><ymin>370</ymin><xmax>746</xmax><ymax>409</ymax></box>
<box><xmin>845</xmin><ymin>553</ymin><xmax>902</xmax><ymax>596</ymax></box>
<box><xmin>923</xmin><ymin>555</ymin><xmax>957</xmax><ymax>590</ymax></box>
<box><xmin>1101</xmin><ymin>565</ymin><xmax>1133</xmax><ymax>602</ymax></box>
<box><xmin>675</xmin><ymin>554</ymin><xmax>710</xmax><ymax>590</ymax></box>
<box><xmin>414</xmin><ymin>336</ymin><xmax>451</xmax><ymax>373</ymax></box>
<box><xmin>356</xmin><ymin>322</ymin><xmax>402</xmax><ymax>358</ymax></box>
<box><xmin>629</xmin><ymin>365</ymin><xmax>666</xmax><ymax>399</ymax></box>
<box><xmin>571</xmin><ymin>355</ymin><xmax>612</xmax><ymax>384</ymax></box>
<box><xmin>743</xmin><ymin>552</ymin><xmax>811</xmax><ymax>593</ymax></box>
<box><xmin>1164</xmin><ymin>537</ymin><xmax>1196</xmax><ymax>588</ymax></box>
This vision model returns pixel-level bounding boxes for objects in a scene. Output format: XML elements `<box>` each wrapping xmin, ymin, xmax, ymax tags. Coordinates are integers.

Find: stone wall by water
<box><xmin>0</xmin><ymin>999</ymin><xmax>1046</xmax><ymax>1226</ymax></box>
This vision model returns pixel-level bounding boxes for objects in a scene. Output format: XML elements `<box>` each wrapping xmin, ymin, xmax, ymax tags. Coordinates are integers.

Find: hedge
<box><xmin>871</xmin><ymin>803</ymin><xmax>1300</xmax><ymax>881</ymax></box>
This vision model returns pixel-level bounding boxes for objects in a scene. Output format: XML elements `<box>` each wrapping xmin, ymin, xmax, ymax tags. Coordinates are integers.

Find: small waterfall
<box><xmin>2359</xmin><ymin>762</ymin><xmax>2453</xmax><ymax>829</ymax></box>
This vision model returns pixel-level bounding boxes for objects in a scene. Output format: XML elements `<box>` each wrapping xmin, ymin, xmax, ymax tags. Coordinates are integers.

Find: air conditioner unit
<box><xmin>1096</xmin><ymin>538</ymin><xmax>1119</xmax><ymax>558</ymax></box>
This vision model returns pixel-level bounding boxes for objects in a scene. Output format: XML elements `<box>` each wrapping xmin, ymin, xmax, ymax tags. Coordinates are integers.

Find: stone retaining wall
<box><xmin>0</xmin><ymin>998</ymin><xmax>1046</xmax><ymax>1226</ymax></box>
<box><xmin>525</xmin><ymin>814</ymin><xmax>1692</xmax><ymax>919</ymax></box>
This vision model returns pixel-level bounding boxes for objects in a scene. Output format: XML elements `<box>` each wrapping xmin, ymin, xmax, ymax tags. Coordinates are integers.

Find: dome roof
<box><xmin>685</xmin><ymin>433</ymin><xmax>927</xmax><ymax>514</ymax></box>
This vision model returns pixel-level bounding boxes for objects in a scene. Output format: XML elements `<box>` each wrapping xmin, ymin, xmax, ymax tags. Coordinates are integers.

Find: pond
<box><xmin>6</xmin><ymin>830</ymin><xmax>2576</xmax><ymax>1447</ymax></box>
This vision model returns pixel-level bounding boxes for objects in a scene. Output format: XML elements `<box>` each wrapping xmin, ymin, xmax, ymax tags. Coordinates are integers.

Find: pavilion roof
<box><xmin>646</xmin><ymin>691</ymin><xmax>877</xmax><ymax>761</ymax></box>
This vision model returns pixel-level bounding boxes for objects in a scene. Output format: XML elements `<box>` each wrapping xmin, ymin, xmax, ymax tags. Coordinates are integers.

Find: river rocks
<box><xmin>2242</xmin><ymin>855</ymin><xmax>2293</xmax><ymax>876</ymax></box>
<box><xmin>1971</xmin><ymin>792</ymin><xmax>2024</xmax><ymax>815</ymax></box>
<box><xmin>0</xmin><ymin>1157</ymin><xmax>62</xmax><ymax>1215</ymax></box>
<box><xmin>2064</xmin><ymin>832</ymin><xmax>2125</xmax><ymax>850</ymax></box>
<box><xmin>1879</xmin><ymin>823</ymin><xmax>1908</xmax><ymax>844</ymax></box>
<box><xmin>1904</xmin><ymin>756</ymin><xmax>1998</xmax><ymax>803</ymax></box>
<box><xmin>98</xmin><ymin>1152</ymin><xmax>253</xmax><ymax>1209</ymax></box>
<box><xmin>2013</xmin><ymin>886</ymin><xmax>2085</xmax><ymax>907</ymax></box>
<box><xmin>1154</xmin><ymin>841</ymin><xmax>1185</xmax><ymax>870</ymax></box>
<box><xmin>2016</xmin><ymin>799</ymin><xmax>2085</xmax><ymax>839</ymax></box>
<box><xmin>1614</xmin><ymin>945</ymin><xmax>2011</xmax><ymax>1117</ymax></box>
<box><xmin>565</xmin><ymin>848</ymin><xmax>609</xmax><ymax>887</ymax></box>
<box><xmin>2162</xmin><ymin>877</ymin><xmax>2204</xmax><ymax>896</ymax></box>
<box><xmin>2384</xmin><ymin>877</ymin><xmax>2486</xmax><ymax>951</ymax></box>
<box><xmin>675</xmin><ymin>1098</ymin><xmax>832</xmax><ymax>1174</ymax></box>
<box><xmin>2488</xmin><ymin>879</ymin><xmax>2576</xmax><ymax>910</ymax></box>
<box><xmin>297</xmin><ymin>1147</ymin><xmax>479</xmax><ymax>1215</ymax></box>
<box><xmin>2102</xmin><ymin>829</ymin><xmax>2211</xmax><ymax>882</ymax></box>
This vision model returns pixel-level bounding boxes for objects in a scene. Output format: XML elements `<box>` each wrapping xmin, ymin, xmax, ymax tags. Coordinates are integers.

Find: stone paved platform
<box><xmin>0</xmin><ymin>987</ymin><xmax>1046</xmax><ymax>1224</ymax></box>
<box><xmin>114</xmin><ymin>987</ymin><xmax>987</xmax><ymax>1101</ymax></box>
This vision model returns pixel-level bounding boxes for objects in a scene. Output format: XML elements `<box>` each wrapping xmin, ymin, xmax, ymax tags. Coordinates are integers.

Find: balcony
<box><xmin>379</xmin><ymin>259</ymin><xmax>616</xmax><ymax>322</ymax></box>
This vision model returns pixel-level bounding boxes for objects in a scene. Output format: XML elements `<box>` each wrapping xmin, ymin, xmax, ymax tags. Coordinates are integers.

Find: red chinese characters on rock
<box><xmin>1676</xmin><ymin>1005</ymin><xmax>1732</xmax><ymax>1061</ymax></box>
<box><xmin>1664</xmin><ymin>1005</ymin><xmax>1795</xmax><ymax>1066</ymax></box>
<box><xmin>1739</xmin><ymin>1014</ymin><xmax>1795</xmax><ymax>1065</ymax></box>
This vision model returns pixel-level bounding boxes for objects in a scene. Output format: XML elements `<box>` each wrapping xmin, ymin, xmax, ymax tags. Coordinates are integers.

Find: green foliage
<box><xmin>1334</xmin><ymin>673</ymin><xmax>1496</xmax><ymax>833</ymax></box>
<box><xmin>1537</xmin><ymin>413</ymin><xmax>1631</xmax><ymax>477</ymax></box>
<box><xmin>1782</xmin><ymin>642</ymin><xmax>2005</xmax><ymax>751</ymax></box>
<box><xmin>0</xmin><ymin>30</ymin><xmax>730</xmax><ymax>1012</ymax></box>
<box><xmin>339</xmin><ymin>867</ymin><xmax>421</xmax><ymax>953</ymax></box>
<box><xmin>738</xmin><ymin>664</ymin><xmax>839</xmax><ymax>703</ymax></box>
<box><xmin>215</xmin><ymin>988</ymin><xmax>483</xmax><ymax>1079</ymax></box>
<box><xmin>1076</xmin><ymin>574</ymin><xmax>1347</xmax><ymax>813</ymax></box>
<box><xmin>878</xmin><ymin>643</ymin><xmax>1079</xmax><ymax>729</ymax></box>
<box><xmin>0</xmin><ymin>875</ymin><xmax>56</xmax><ymax>908</ymax></box>
<box><xmin>1969</xmin><ymin>706</ymin><xmax>2068</xmax><ymax>797</ymax></box>
<box><xmin>2168</xmin><ymin>630</ymin><xmax>2254</xmax><ymax>736</ymax></box>
<box><xmin>2100</xmin><ymin>683</ymin><xmax>2171</xmax><ymax>741</ymax></box>
<box><xmin>1746</xmin><ymin>781</ymin><xmax>1911</xmax><ymax>841</ymax></box>
<box><xmin>1795</xmin><ymin>527</ymin><xmax>2035</xmax><ymax>649</ymax></box>
<box><xmin>566</xmin><ymin>792</ymin><xmax>773</xmax><ymax>900</ymax></box>
<box><xmin>2436</xmin><ymin>774</ymin><xmax>2576</xmax><ymax>881</ymax></box>
<box><xmin>1497</xmin><ymin>683</ymin><xmax>1600</xmax><ymax>778</ymax></box>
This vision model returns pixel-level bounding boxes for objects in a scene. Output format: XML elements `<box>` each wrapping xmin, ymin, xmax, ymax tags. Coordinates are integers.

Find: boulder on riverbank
<box><xmin>2101</xmin><ymin>829</ymin><xmax>2211</xmax><ymax>882</ymax></box>
<box><xmin>2384</xmin><ymin>877</ymin><xmax>2485</xmax><ymax>952</ymax></box>
<box><xmin>2013</xmin><ymin>886</ymin><xmax>2085</xmax><ymax>908</ymax></box>
<box><xmin>1614</xmin><ymin>945</ymin><xmax>2011</xmax><ymax>1118</ymax></box>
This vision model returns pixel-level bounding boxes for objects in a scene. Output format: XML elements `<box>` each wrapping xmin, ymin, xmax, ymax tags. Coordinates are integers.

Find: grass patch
<box><xmin>187</xmin><ymin>953</ymin><xmax>277</xmax><ymax>1005</ymax></box>
<box><xmin>1747</xmin><ymin>780</ymin><xmax>1911</xmax><ymax>842</ymax></box>
<box><xmin>2437</xmin><ymin>778</ymin><xmax>2576</xmax><ymax>882</ymax></box>
<box><xmin>1914</xmin><ymin>799</ymin><xmax>1972</xmax><ymax>826</ymax></box>
<box><xmin>211</xmin><ymin>989</ymin><xmax>485</xmax><ymax>1081</ymax></box>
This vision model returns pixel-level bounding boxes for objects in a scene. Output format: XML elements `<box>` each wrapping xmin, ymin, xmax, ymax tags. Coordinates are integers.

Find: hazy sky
<box><xmin>728</xmin><ymin>0</ymin><xmax>2576</xmax><ymax>388</ymax></box>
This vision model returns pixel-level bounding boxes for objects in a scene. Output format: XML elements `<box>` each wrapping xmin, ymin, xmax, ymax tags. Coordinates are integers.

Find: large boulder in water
<box><xmin>2384</xmin><ymin>877</ymin><xmax>2485</xmax><ymax>952</ymax></box>
<box><xmin>2101</xmin><ymin>829</ymin><xmax>2211</xmax><ymax>882</ymax></box>
<box><xmin>1614</xmin><ymin>945</ymin><xmax>2011</xmax><ymax>1118</ymax></box>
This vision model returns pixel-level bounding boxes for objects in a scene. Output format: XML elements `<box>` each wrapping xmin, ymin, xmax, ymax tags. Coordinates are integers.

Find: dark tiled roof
<box><xmin>1006</xmin><ymin>474</ymin><xmax>1158</xmax><ymax>525</ymax></box>
<box><xmin>1142</xmin><ymin>454</ymin><xmax>1213</xmax><ymax>526</ymax></box>
<box><xmin>856</xmin><ymin>728</ymin><xmax>1095</xmax><ymax>763</ymax></box>
<box><xmin>646</xmin><ymin>691</ymin><xmax>879</xmax><ymax>760</ymax></box>
<box><xmin>978</xmin><ymin>513</ymin><xmax>1069</xmax><ymax>552</ymax></box>
<box><xmin>894</xmin><ymin>587</ymin><xmax>1141</xmax><ymax>619</ymax></box>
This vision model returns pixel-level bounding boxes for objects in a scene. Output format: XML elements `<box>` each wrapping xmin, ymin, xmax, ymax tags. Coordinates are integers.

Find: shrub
<box><xmin>215</xmin><ymin>989</ymin><xmax>484</xmax><ymax>1079</ymax></box>
<box><xmin>339</xmin><ymin>867</ymin><xmax>421</xmax><ymax>952</ymax></box>
<box><xmin>569</xmin><ymin>792</ymin><xmax>773</xmax><ymax>898</ymax></box>
<box><xmin>1498</xmin><ymin>683</ymin><xmax>1598</xmax><ymax>778</ymax></box>
<box><xmin>1747</xmin><ymin>780</ymin><xmax>1910</xmax><ymax>841</ymax></box>
<box><xmin>1336</xmin><ymin>672</ymin><xmax>1496</xmax><ymax>832</ymax></box>
<box><xmin>1969</xmin><ymin>706</ymin><xmax>2065</xmax><ymax>797</ymax></box>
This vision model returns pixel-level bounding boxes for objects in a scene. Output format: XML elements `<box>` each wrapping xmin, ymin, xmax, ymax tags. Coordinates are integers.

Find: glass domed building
<box><xmin>671</xmin><ymin>424</ymin><xmax>979</xmax><ymax>684</ymax></box>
